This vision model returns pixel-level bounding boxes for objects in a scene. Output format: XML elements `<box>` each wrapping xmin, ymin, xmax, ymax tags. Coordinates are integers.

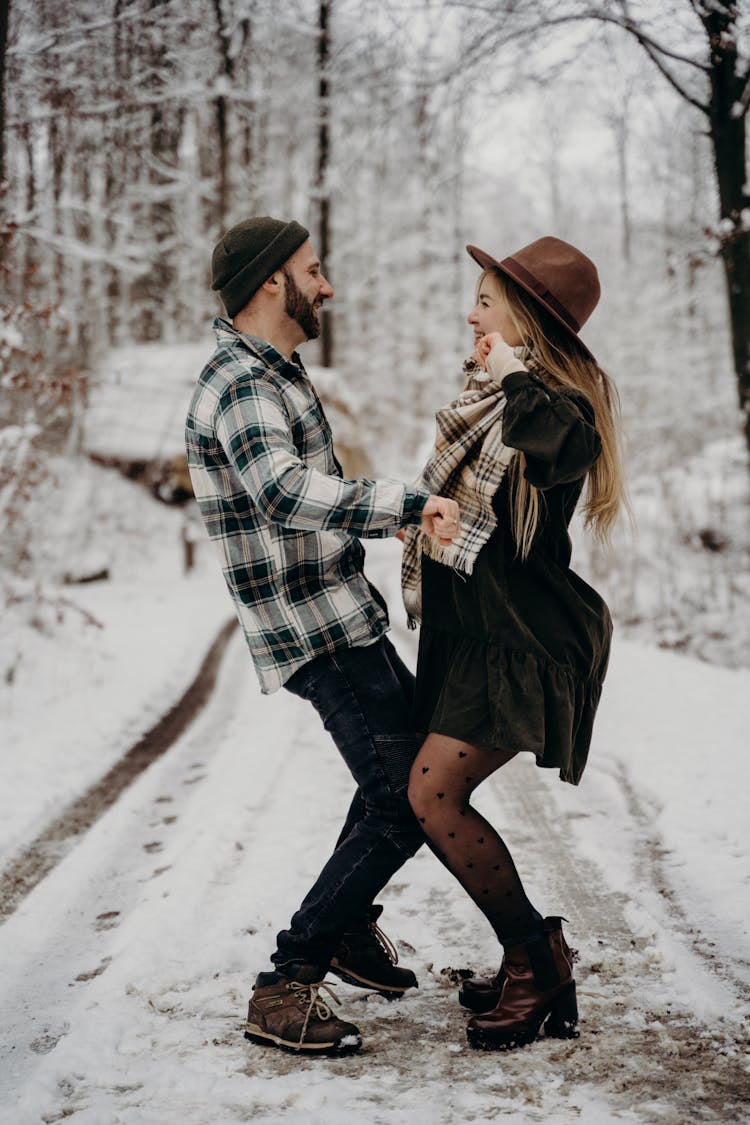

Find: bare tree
<box><xmin>598</xmin><ymin>30</ymin><xmax>646</xmax><ymax>262</ymax></box>
<box><xmin>453</xmin><ymin>0</ymin><xmax>750</xmax><ymax>456</ymax></box>
<box><xmin>212</xmin><ymin>0</ymin><xmax>251</xmax><ymax>233</ymax></box>
<box><xmin>0</xmin><ymin>0</ymin><xmax>9</xmax><ymax>187</ymax></box>
<box><xmin>317</xmin><ymin>0</ymin><xmax>333</xmax><ymax>366</ymax></box>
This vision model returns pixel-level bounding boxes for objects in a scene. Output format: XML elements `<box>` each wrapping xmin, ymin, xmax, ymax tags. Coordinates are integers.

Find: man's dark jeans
<box><xmin>272</xmin><ymin>635</ymin><xmax>424</xmax><ymax>973</ymax></box>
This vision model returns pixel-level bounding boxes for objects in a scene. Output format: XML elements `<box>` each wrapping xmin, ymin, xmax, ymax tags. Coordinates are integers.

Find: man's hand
<box><xmin>420</xmin><ymin>495</ymin><xmax>460</xmax><ymax>546</ymax></box>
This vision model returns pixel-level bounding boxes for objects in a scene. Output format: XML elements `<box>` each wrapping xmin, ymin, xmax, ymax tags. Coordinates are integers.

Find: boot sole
<box><xmin>328</xmin><ymin>959</ymin><xmax>416</xmax><ymax>999</ymax></box>
<box><xmin>244</xmin><ymin>1023</ymin><xmax>362</xmax><ymax>1055</ymax></box>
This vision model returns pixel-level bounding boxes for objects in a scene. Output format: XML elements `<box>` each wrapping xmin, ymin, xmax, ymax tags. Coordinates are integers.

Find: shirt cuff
<box><xmin>403</xmin><ymin>488</ymin><xmax>431</xmax><ymax>524</ymax></box>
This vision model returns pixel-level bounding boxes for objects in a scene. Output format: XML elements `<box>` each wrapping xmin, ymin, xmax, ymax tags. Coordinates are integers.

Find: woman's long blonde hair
<box><xmin>482</xmin><ymin>268</ymin><xmax>627</xmax><ymax>558</ymax></box>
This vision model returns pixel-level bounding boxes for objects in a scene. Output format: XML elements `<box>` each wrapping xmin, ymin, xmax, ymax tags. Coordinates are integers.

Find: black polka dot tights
<box><xmin>408</xmin><ymin>733</ymin><xmax>543</xmax><ymax>948</ymax></box>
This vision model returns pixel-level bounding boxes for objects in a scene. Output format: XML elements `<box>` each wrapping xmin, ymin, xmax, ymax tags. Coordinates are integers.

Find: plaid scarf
<box><xmin>401</xmin><ymin>358</ymin><xmax>518</xmax><ymax>622</ymax></box>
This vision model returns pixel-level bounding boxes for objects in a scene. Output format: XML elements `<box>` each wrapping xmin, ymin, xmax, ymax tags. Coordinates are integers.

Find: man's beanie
<box><xmin>211</xmin><ymin>217</ymin><xmax>310</xmax><ymax>317</ymax></box>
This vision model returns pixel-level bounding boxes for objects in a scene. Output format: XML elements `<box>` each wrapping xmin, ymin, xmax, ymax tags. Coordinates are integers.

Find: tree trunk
<box><xmin>212</xmin><ymin>0</ymin><xmax>232</xmax><ymax>233</ymax></box>
<box><xmin>316</xmin><ymin>0</ymin><xmax>333</xmax><ymax>367</ymax></box>
<box><xmin>618</xmin><ymin>133</ymin><xmax>631</xmax><ymax>263</ymax></box>
<box><xmin>0</xmin><ymin>0</ymin><xmax>9</xmax><ymax>188</ymax></box>
<box><xmin>415</xmin><ymin>83</ymin><xmax>431</xmax><ymax>369</ymax></box>
<box><xmin>138</xmin><ymin>0</ymin><xmax>181</xmax><ymax>341</ymax></box>
<box><xmin>48</xmin><ymin>112</ymin><xmax>65</xmax><ymax>303</ymax></box>
<box><xmin>105</xmin><ymin>0</ymin><xmax>129</xmax><ymax>347</ymax></box>
<box><xmin>702</xmin><ymin>5</ymin><xmax>750</xmax><ymax>454</ymax></box>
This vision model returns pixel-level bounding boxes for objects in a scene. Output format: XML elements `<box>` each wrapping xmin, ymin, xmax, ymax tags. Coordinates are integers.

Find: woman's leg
<box><xmin>407</xmin><ymin>733</ymin><xmax>543</xmax><ymax>946</ymax></box>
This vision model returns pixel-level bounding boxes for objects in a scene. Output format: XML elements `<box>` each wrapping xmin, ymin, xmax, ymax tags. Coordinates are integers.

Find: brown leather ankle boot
<box><xmin>466</xmin><ymin>918</ymin><xmax>579</xmax><ymax>1050</ymax></box>
<box><xmin>458</xmin><ymin>916</ymin><xmax>574</xmax><ymax>1013</ymax></box>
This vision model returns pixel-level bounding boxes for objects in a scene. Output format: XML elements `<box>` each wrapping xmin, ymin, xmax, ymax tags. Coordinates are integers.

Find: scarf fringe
<box><xmin>420</xmin><ymin>532</ymin><xmax>477</xmax><ymax>575</ymax></box>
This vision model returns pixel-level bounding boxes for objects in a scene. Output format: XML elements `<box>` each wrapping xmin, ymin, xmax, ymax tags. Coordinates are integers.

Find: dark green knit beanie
<box><xmin>211</xmin><ymin>217</ymin><xmax>310</xmax><ymax>317</ymax></box>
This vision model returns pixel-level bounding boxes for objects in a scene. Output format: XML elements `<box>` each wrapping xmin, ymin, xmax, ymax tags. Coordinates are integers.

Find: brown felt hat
<box><xmin>466</xmin><ymin>236</ymin><xmax>600</xmax><ymax>357</ymax></box>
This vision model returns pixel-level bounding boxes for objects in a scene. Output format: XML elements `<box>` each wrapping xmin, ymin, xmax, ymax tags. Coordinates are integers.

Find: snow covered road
<box><xmin>1</xmin><ymin>543</ymin><xmax>748</xmax><ymax>1124</ymax></box>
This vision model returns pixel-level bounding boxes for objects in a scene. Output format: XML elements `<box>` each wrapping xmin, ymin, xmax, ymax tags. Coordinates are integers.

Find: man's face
<box><xmin>281</xmin><ymin>241</ymin><xmax>334</xmax><ymax>341</ymax></box>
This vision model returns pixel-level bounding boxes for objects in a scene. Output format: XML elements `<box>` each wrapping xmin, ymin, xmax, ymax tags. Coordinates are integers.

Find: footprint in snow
<box><xmin>93</xmin><ymin>910</ymin><xmax>120</xmax><ymax>931</ymax></box>
<box><xmin>71</xmin><ymin>957</ymin><xmax>111</xmax><ymax>984</ymax></box>
<box><xmin>29</xmin><ymin>1024</ymin><xmax>69</xmax><ymax>1054</ymax></box>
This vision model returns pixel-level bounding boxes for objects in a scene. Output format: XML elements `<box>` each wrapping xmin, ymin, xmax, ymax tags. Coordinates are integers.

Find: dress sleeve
<box><xmin>501</xmin><ymin>370</ymin><xmax>601</xmax><ymax>489</ymax></box>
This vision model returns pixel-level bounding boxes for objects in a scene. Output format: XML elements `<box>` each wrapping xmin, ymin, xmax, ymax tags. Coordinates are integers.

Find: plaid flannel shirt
<box><xmin>185</xmin><ymin>318</ymin><xmax>430</xmax><ymax>693</ymax></box>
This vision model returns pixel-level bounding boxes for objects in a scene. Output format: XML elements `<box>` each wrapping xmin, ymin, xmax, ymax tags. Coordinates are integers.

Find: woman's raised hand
<box><xmin>476</xmin><ymin>332</ymin><xmax>527</xmax><ymax>380</ymax></box>
<box><xmin>475</xmin><ymin>331</ymin><xmax>514</xmax><ymax>370</ymax></box>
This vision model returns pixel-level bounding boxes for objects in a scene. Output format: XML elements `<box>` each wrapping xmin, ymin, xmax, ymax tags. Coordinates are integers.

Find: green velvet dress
<box><xmin>413</xmin><ymin>369</ymin><xmax>612</xmax><ymax>785</ymax></box>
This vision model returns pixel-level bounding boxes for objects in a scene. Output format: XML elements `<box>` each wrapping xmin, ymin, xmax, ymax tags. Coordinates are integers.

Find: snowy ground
<box><xmin>1</xmin><ymin>477</ymin><xmax>749</xmax><ymax>1124</ymax></box>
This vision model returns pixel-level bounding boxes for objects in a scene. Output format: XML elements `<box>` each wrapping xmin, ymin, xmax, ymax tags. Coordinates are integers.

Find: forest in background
<box><xmin>1</xmin><ymin>0</ymin><xmax>749</xmax><ymax>668</ymax></box>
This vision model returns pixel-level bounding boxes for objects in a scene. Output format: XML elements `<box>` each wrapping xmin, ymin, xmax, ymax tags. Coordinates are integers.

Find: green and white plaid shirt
<box><xmin>185</xmin><ymin>318</ymin><xmax>429</xmax><ymax>693</ymax></box>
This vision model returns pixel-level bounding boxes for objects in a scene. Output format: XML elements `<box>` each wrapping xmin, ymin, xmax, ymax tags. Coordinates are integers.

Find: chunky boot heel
<box><xmin>543</xmin><ymin>981</ymin><xmax>579</xmax><ymax>1039</ymax></box>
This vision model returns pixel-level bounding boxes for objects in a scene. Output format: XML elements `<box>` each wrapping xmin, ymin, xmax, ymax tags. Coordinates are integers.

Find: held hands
<box><xmin>475</xmin><ymin>332</ymin><xmax>525</xmax><ymax>379</ymax></box>
<box><xmin>420</xmin><ymin>495</ymin><xmax>460</xmax><ymax>546</ymax></box>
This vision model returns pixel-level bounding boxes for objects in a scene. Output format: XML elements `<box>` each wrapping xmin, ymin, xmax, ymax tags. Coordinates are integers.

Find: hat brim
<box><xmin>466</xmin><ymin>244</ymin><xmax>598</xmax><ymax>364</ymax></box>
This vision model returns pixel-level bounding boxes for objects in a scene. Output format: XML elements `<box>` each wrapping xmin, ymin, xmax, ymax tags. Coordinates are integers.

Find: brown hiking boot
<box><xmin>245</xmin><ymin>965</ymin><xmax>362</xmax><ymax>1054</ymax></box>
<box><xmin>329</xmin><ymin>905</ymin><xmax>418</xmax><ymax>998</ymax></box>
<box><xmin>467</xmin><ymin>918</ymin><xmax>579</xmax><ymax>1051</ymax></box>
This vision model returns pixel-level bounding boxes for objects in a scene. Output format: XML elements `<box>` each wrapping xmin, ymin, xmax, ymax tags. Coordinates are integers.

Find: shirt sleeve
<box><xmin>215</xmin><ymin>373</ymin><xmax>430</xmax><ymax>536</ymax></box>
<box><xmin>501</xmin><ymin>370</ymin><xmax>602</xmax><ymax>489</ymax></box>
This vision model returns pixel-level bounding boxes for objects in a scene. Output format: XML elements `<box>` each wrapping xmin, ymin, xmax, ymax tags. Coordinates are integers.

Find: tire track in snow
<box><xmin>0</xmin><ymin>617</ymin><xmax>238</xmax><ymax>924</ymax></box>
<box><xmin>469</xmin><ymin>755</ymin><xmax>750</xmax><ymax>1124</ymax></box>
<box><xmin>610</xmin><ymin>759</ymin><xmax>750</xmax><ymax>1001</ymax></box>
<box><xmin>0</xmin><ymin>623</ymin><xmax>255</xmax><ymax>1116</ymax></box>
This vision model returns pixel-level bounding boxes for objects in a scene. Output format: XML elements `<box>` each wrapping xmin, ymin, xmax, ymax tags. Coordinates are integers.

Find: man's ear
<box><xmin>261</xmin><ymin>271</ymin><xmax>283</xmax><ymax>295</ymax></box>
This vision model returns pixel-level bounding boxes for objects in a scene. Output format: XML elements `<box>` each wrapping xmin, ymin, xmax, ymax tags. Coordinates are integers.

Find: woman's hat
<box><xmin>466</xmin><ymin>236</ymin><xmax>600</xmax><ymax>356</ymax></box>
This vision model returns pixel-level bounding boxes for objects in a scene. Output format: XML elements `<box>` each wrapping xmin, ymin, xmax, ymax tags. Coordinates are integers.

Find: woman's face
<box><xmin>467</xmin><ymin>275</ymin><xmax>523</xmax><ymax>347</ymax></box>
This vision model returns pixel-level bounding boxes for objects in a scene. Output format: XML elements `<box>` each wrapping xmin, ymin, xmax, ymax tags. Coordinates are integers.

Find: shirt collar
<box><xmin>213</xmin><ymin>317</ymin><xmax>306</xmax><ymax>379</ymax></box>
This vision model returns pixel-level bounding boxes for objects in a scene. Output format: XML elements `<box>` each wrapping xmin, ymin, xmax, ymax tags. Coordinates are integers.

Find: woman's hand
<box><xmin>474</xmin><ymin>330</ymin><xmax>517</xmax><ymax>371</ymax></box>
<box><xmin>476</xmin><ymin>332</ymin><xmax>527</xmax><ymax>379</ymax></box>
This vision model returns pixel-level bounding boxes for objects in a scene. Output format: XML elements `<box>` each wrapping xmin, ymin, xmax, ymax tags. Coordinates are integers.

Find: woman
<box><xmin>401</xmin><ymin>236</ymin><xmax>627</xmax><ymax>1051</ymax></box>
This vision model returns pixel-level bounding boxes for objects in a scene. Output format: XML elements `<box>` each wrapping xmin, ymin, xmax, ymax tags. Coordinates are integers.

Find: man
<box><xmin>185</xmin><ymin>217</ymin><xmax>459</xmax><ymax>1055</ymax></box>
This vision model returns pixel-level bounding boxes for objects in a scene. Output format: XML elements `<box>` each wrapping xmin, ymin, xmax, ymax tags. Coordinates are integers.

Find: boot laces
<box><xmin>369</xmin><ymin>919</ymin><xmax>399</xmax><ymax>965</ymax></box>
<box><xmin>289</xmin><ymin>979</ymin><xmax>341</xmax><ymax>1044</ymax></box>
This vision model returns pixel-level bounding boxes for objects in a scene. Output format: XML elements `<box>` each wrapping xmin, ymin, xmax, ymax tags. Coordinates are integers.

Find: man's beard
<box><xmin>282</xmin><ymin>267</ymin><xmax>320</xmax><ymax>340</ymax></box>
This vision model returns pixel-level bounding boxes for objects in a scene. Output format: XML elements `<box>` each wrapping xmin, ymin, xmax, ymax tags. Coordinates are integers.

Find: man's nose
<box><xmin>320</xmin><ymin>276</ymin><xmax>334</xmax><ymax>299</ymax></box>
